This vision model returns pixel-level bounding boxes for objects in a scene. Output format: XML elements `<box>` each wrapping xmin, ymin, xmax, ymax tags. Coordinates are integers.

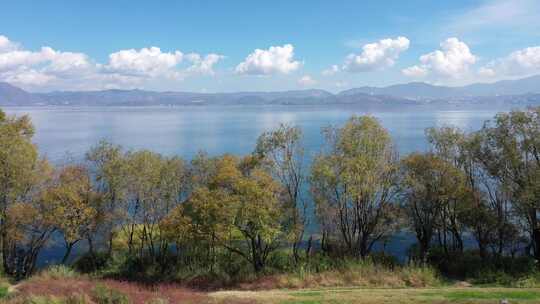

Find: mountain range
<box><xmin>1</xmin><ymin>75</ymin><xmax>540</xmax><ymax>108</ymax></box>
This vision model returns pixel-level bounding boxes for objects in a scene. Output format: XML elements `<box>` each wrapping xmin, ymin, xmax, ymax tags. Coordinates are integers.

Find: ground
<box><xmin>3</xmin><ymin>274</ymin><xmax>540</xmax><ymax>303</ymax></box>
<box><xmin>211</xmin><ymin>287</ymin><xmax>540</xmax><ymax>304</ymax></box>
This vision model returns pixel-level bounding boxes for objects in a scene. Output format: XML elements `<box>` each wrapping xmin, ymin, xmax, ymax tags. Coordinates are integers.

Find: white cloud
<box><xmin>342</xmin><ymin>36</ymin><xmax>409</xmax><ymax>72</ymax></box>
<box><xmin>402</xmin><ymin>38</ymin><xmax>476</xmax><ymax>79</ymax></box>
<box><xmin>186</xmin><ymin>53</ymin><xmax>224</xmax><ymax>75</ymax></box>
<box><xmin>322</xmin><ymin>64</ymin><xmax>339</xmax><ymax>76</ymax></box>
<box><xmin>0</xmin><ymin>34</ymin><xmax>223</xmax><ymax>90</ymax></box>
<box><xmin>106</xmin><ymin>47</ymin><xmax>183</xmax><ymax>78</ymax></box>
<box><xmin>478</xmin><ymin>46</ymin><xmax>540</xmax><ymax>78</ymax></box>
<box><xmin>297</xmin><ymin>75</ymin><xmax>317</xmax><ymax>86</ymax></box>
<box><xmin>2</xmin><ymin>68</ymin><xmax>55</xmax><ymax>86</ymax></box>
<box><xmin>235</xmin><ymin>44</ymin><xmax>301</xmax><ymax>75</ymax></box>
<box><xmin>0</xmin><ymin>47</ymin><xmax>56</xmax><ymax>72</ymax></box>
<box><xmin>402</xmin><ymin>65</ymin><xmax>428</xmax><ymax>78</ymax></box>
<box><xmin>0</xmin><ymin>35</ymin><xmax>18</xmax><ymax>52</ymax></box>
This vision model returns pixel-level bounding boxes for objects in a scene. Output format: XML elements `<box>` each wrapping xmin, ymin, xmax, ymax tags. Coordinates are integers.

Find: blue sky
<box><xmin>1</xmin><ymin>0</ymin><xmax>539</xmax><ymax>92</ymax></box>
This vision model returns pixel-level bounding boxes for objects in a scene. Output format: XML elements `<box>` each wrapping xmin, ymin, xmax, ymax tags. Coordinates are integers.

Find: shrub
<box><xmin>73</xmin><ymin>252</ymin><xmax>109</xmax><ymax>273</ymax></box>
<box><xmin>38</xmin><ymin>265</ymin><xmax>79</xmax><ymax>280</ymax></box>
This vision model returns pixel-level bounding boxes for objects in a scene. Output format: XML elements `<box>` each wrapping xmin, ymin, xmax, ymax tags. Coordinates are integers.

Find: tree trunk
<box><xmin>62</xmin><ymin>242</ymin><xmax>75</xmax><ymax>264</ymax></box>
<box><xmin>533</xmin><ymin>227</ymin><xmax>540</xmax><ymax>265</ymax></box>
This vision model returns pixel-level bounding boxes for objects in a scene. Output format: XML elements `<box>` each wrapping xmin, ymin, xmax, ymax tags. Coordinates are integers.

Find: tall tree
<box><xmin>311</xmin><ymin>116</ymin><xmax>399</xmax><ymax>257</ymax></box>
<box><xmin>254</xmin><ymin>124</ymin><xmax>306</xmax><ymax>262</ymax></box>
<box><xmin>400</xmin><ymin>153</ymin><xmax>467</xmax><ymax>264</ymax></box>
<box><xmin>474</xmin><ymin>107</ymin><xmax>540</xmax><ymax>262</ymax></box>
<box><xmin>0</xmin><ymin>109</ymin><xmax>55</xmax><ymax>278</ymax></box>
<box><xmin>86</xmin><ymin>140</ymin><xmax>128</xmax><ymax>256</ymax></box>
<box><xmin>46</xmin><ymin>165</ymin><xmax>101</xmax><ymax>264</ymax></box>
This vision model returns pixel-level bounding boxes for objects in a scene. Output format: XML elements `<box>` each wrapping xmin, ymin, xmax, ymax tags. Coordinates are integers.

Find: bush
<box><xmin>73</xmin><ymin>252</ymin><xmax>109</xmax><ymax>273</ymax></box>
<box><xmin>426</xmin><ymin>247</ymin><xmax>538</xmax><ymax>284</ymax></box>
<box><xmin>38</xmin><ymin>265</ymin><xmax>79</xmax><ymax>280</ymax></box>
<box><xmin>515</xmin><ymin>272</ymin><xmax>540</xmax><ymax>288</ymax></box>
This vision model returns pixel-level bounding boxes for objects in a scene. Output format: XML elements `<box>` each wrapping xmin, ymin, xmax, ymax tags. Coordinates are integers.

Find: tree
<box><xmin>115</xmin><ymin>150</ymin><xmax>188</xmax><ymax>263</ymax></box>
<box><xmin>186</xmin><ymin>154</ymin><xmax>286</xmax><ymax>272</ymax></box>
<box><xmin>229</xmin><ymin>160</ymin><xmax>285</xmax><ymax>272</ymax></box>
<box><xmin>473</xmin><ymin>107</ymin><xmax>540</xmax><ymax>262</ymax></box>
<box><xmin>0</xmin><ymin>109</ymin><xmax>56</xmax><ymax>279</ymax></box>
<box><xmin>311</xmin><ymin>116</ymin><xmax>399</xmax><ymax>257</ymax></box>
<box><xmin>2</xmin><ymin>158</ymin><xmax>54</xmax><ymax>279</ymax></box>
<box><xmin>46</xmin><ymin>165</ymin><xmax>101</xmax><ymax>264</ymax></box>
<box><xmin>254</xmin><ymin>124</ymin><xmax>306</xmax><ymax>262</ymax></box>
<box><xmin>400</xmin><ymin>153</ymin><xmax>467</xmax><ymax>264</ymax></box>
<box><xmin>86</xmin><ymin>140</ymin><xmax>128</xmax><ymax>256</ymax></box>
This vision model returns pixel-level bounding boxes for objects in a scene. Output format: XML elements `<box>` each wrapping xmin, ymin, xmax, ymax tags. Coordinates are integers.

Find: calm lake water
<box><xmin>2</xmin><ymin>105</ymin><xmax>510</xmax><ymax>264</ymax></box>
<box><xmin>4</xmin><ymin>106</ymin><xmax>502</xmax><ymax>162</ymax></box>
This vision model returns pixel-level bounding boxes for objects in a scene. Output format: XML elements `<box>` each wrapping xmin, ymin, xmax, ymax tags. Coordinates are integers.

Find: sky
<box><xmin>1</xmin><ymin>0</ymin><xmax>540</xmax><ymax>93</ymax></box>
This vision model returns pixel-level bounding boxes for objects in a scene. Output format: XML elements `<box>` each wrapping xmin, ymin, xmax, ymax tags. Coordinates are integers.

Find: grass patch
<box><xmin>0</xmin><ymin>285</ymin><xmax>8</xmax><ymax>299</ymax></box>
<box><xmin>211</xmin><ymin>287</ymin><xmax>540</xmax><ymax>304</ymax></box>
<box><xmin>290</xmin><ymin>291</ymin><xmax>323</xmax><ymax>297</ymax></box>
<box><xmin>443</xmin><ymin>290</ymin><xmax>540</xmax><ymax>300</ymax></box>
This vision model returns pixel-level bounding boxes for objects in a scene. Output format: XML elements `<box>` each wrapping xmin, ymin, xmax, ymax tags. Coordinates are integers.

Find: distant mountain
<box><xmin>339</xmin><ymin>82</ymin><xmax>457</xmax><ymax>99</ymax></box>
<box><xmin>460</xmin><ymin>75</ymin><xmax>540</xmax><ymax>96</ymax></box>
<box><xmin>340</xmin><ymin>75</ymin><xmax>540</xmax><ymax>99</ymax></box>
<box><xmin>0</xmin><ymin>82</ymin><xmax>43</xmax><ymax>105</ymax></box>
<box><xmin>1</xmin><ymin>75</ymin><xmax>540</xmax><ymax>108</ymax></box>
<box><xmin>32</xmin><ymin>88</ymin><xmax>335</xmax><ymax>106</ymax></box>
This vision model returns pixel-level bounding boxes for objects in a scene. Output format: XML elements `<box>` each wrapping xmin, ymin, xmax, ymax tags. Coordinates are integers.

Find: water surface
<box><xmin>4</xmin><ymin>106</ymin><xmax>499</xmax><ymax>162</ymax></box>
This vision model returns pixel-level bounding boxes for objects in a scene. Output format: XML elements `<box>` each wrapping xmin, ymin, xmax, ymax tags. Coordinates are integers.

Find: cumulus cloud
<box><xmin>322</xmin><ymin>64</ymin><xmax>339</xmax><ymax>76</ymax></box>
<box><xmin>0</xmin><ymin>35</ymin><xmax>19</xmax><ymax>52</ymax></box>
<box><xmin>0</xmin><ymin>34</ymin><xmax>223</xmax><ymax>90</ymax></box>
<box><xmin>235</xmin><ymin>44</ymin><xmax>301</xmax><ymax>75</ymax></box>
<box><xmin>478</xmin><ymin>46</ymin><xmax>540</xmax><ymax>78</ymax></box>
<box><xmin>402</xmin><ymin>38</ymin><xmax>476</xmax><ymax>79</ymax></box>
<box><xmin>297</xmin><ymin>75</ymin><xmax>317</xmax><ymax>86</ymax></box>
<box><xmin>342</xmin><ymin>36</ymin><xmax>409</xmax><ymax>72</ymax></box>
<box><xmin>106</xmin><ymin>47</ymin><xmax>184</xmax><ymax>78</ymax></box>
<box><xmin>185</xmin><ymin>53</ymin><xmax>224</xmax><ymax>75</ymax></box>
<box><xmin>2</xmin><ymin>68</ymin><xmax>55</xmax><ymax>86</ymax></box>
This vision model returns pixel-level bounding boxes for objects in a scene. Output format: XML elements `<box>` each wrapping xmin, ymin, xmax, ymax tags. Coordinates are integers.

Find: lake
<box><xmin>1</xmin><ymin>105</ymin><xmax>509</xmax><ymax>264</ymax></box>
<box><xmin>3</xmin><ymin>106</ymin><xmax>502</xmax><ymax>162</ymax></box>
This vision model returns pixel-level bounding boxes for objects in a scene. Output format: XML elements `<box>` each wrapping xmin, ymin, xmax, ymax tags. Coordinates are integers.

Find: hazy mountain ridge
<box><xmin>0</xmin><ymin>75</ymin><xmax>539</xmax><ymax>107</ymax></box>
<box><xmin>340</xmin><ymin>75</ymin><xmax>540</xmax><ymax>99</ymax></box>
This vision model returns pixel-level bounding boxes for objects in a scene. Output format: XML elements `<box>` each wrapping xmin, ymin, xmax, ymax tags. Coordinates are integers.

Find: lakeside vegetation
<box><xmin>1</xmin><ymin>106</ymin><xmax>540</xmax><ymax>303</ymax></box>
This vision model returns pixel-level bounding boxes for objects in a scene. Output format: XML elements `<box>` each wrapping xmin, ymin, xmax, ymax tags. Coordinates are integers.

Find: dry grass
<box><xmin>238</xmin><ymin>264</ymin><xmax>441</xmax><ymax>290</ymax></box>
<box><xmin>6</xmin><ymin>274</ymin><xmax>211</xmax><ymax>304</ymax></box>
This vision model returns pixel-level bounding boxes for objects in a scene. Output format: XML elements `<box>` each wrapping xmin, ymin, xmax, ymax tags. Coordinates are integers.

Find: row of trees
<box><xmin>0</xmin><ymin>107</ymin><xmax>539</xmax><ymax>280</ymax></box>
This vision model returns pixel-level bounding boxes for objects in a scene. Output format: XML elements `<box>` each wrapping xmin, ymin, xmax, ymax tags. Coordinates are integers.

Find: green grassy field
<box><xmin>211</xmin><ymin>287</ymin><xmax>540</xmax><ymax>304</ymax></box>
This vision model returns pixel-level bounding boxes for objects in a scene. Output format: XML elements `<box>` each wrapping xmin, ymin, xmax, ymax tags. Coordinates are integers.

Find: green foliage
<box><xmin>0</xmin><ymin>285</ymin><xmax>8</xmax><ymax>299</ymax></box>
<box><xmin>311</xmin><ymin>116</ymin><xmax>399</xmax><ymax>257</ymax></box>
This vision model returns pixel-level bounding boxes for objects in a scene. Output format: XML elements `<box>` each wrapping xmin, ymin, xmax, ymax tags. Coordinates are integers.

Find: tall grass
<box><xmin>240</xmin><ymin>258</ymin><xmax>442</xmax><ymax>289</ymax></box>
